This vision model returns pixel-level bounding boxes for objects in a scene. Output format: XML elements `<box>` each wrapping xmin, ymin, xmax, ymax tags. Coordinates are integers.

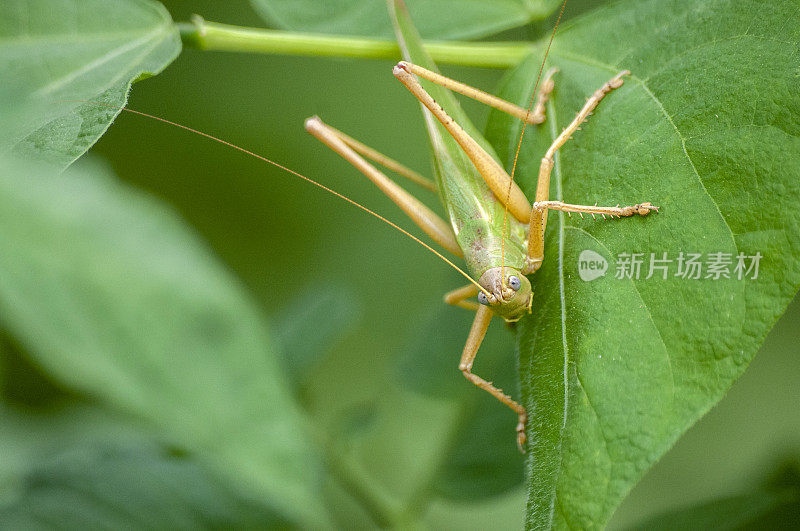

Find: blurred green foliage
<box><xmin>0</xmin><ymin>0</ymin><xmax>798</xmax><ymax>529</ymax></box>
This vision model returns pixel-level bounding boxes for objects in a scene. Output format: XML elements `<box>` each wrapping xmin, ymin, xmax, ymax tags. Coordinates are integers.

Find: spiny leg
<box><xmin>527</xmin><ymin>201</ymin><xmax>656</xmax><ymax>274</ymax></box>
<box><xmin>534</xmin><ymin>71</ymin><xmax>630</xmax><ymax>218</ymax></box>
<box><xmin>535</xmin><ymin>201</ymin><xmax>658</xmax><ymax>217</ymax></box>
<box><xmin>526</xmin><ymin>71</ymin><xmax>656</xmax><ymax>271</ymax></box>
<box><xmin>305</xmin><ymin>116</ymin><xmax>461</xmax><ymax>257</ymax></box>
<box><xmin>400</xmin><ymin>62</ymin><xmax>558</xmax><ymax>125</ymax></box>
<box><xmin>460</xmin><ymin>305</ymin><xmax>527</xmax><ymax>450</ymax></box>
<box><xmin>393</xmin><ymin>63</ymin><xmax>532</xmax><ymax>224</ymax></box>
<box><xmin>444</xmin><ymin>283</ymin><xmax>480</xmax><ymax>311</ymax></box>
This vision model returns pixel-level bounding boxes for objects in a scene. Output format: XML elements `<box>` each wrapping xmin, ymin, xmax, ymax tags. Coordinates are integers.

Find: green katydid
<box><xmin>305</xmin><ymin>0</ymin><xmax>657</xmax><ymax>450</ymax></box>
<box><xmin>95</xmin><ymin>0</ymin><xmax>656</xmax><ymax>451</ymax></box>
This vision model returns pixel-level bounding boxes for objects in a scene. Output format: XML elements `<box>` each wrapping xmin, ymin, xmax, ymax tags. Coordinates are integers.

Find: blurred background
<box><xmin>4</xmin><ymin>0</ymin><xmax>797</xmax><ymax>527</ymax></box>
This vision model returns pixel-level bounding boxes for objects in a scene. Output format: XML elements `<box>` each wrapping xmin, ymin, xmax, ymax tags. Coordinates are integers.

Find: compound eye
<box><xmin>477</xmin><ymin>291</ymin><xmax>489</xmax><ymax>305</ymax></box>
<box><xmin>509</xmin><ymin>275</ymin><xmax>522</xmax><ymax>291</ymax></box>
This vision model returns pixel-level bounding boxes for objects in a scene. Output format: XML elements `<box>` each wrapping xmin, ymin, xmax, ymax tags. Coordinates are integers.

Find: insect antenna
<box><xmin>500</xmin><ymin>0</ymin><xmax>568</xmax><ymax>282</ymax></box>
<box><xmin>62</xmin><ymin>101</ymin><xmax>491</xmax><ymax>296</ymax></box>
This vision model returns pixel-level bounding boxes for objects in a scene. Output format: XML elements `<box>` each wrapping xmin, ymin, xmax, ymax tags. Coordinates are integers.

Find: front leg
<box><xmin>444</xmin><ymin>283</ymin><xmax>480</xmax><ymax>311</ymax></box>
<box><xmin>535</xmin><ymin>201</ymin><xmax>658</xmax><ymax>218</ymax></box>
<box><xmin>460</xmin><ymin>305</ymin><xmax>528</xmax><ymax>451</ymax></box>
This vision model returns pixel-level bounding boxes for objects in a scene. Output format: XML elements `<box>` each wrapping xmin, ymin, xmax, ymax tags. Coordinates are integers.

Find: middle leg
<box><xmin>526</xmin><ymin>71</ymin><xmax>658</xmax><ymax>272</ymax></box>
<box><xmin>442</xmin><ymin>285</ymin><xmax>528</xmax><ymax>448</ymax></box>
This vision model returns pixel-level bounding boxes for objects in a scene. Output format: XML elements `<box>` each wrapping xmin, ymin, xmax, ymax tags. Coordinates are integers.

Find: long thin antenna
<box><xmin>501</xmin><ymin>0</ymin><xmax>568</xmax><ymax>278</ymax></box>
<box><xmin>64</xmin><ymin>101</ymin><xmax>490</xmax><ymax>296</ymax></box>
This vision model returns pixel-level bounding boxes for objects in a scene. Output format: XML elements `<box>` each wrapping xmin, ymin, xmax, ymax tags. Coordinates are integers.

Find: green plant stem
<box><xmin>305</xmin><ymin>421</ymin><xmax>401</xmax><ymax>527</ymax></box>
<box><xmin>323</xmin><ymin>443</ymin><xmax>401</xmax><ymax>527</ymax></box>
<box><xmin>178</xmin><ymin>17</ymin><xmax>534</xmax><ymax>68</ymax></box>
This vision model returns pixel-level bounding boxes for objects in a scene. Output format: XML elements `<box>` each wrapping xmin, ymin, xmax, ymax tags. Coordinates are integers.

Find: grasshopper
<box><xmin>99</xmin><ymin>0</ymin><xmax>656</xmax><ymax>450</ymax></box>
<box><xmin>304</xmin><ymin>0</ymin><xmax>657</xmax><ymax>449</ymax></box>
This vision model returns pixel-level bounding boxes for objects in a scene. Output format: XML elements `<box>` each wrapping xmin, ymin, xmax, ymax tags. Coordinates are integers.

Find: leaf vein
<box><xmin>572</xmin><ymin>361</ymin><xmax>612</xmax><ymax>509</ymax></box>
<box><xmin>548</xmin><ymin>95</ymin><xmax>571</xmax><ymax>530</ymax></box>
<box><xmin>34</xmin><ymin>23</ymin><xmax>170</xmax><ymax>96</ymax></box>
<box><xmin>633</xmin><ymin>79</ymin><xmax>736</xmax><ymax>247</ymax></box>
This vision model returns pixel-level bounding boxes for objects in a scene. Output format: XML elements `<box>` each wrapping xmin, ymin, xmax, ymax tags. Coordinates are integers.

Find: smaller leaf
<box><xmin>0</xmin><ymin>0</ymin><xmax>181</xmax><ymax>168</ymax></box>
<box><xmin>251</xmin><ymin>0</ymin><xmax>562</xmax><ymax>41</ymax></box>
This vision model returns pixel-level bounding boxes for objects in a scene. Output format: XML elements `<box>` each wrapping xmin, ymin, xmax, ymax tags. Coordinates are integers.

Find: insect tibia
<box><xmin>533</xmin><ymin>200</ymin><xmax>658</xmax><ymax>218</ymax></box>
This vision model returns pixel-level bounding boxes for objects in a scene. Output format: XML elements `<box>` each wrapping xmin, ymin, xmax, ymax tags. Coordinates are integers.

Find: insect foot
<box><xmin>517</xmin><ymin>410</ymin><xmax>528</xmax><ymax>452</ymax></box>
<box><xmin>620</xmin><ymin>202</ymin><xmax>659</xmax><ymax>216</ymax></box>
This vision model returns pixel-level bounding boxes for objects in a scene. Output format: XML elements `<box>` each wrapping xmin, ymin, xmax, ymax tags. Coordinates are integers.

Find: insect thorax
<box><xmin>456</xmin><ymin>218</ymin><xmax>528</xmax><ymax>281</ymax></box>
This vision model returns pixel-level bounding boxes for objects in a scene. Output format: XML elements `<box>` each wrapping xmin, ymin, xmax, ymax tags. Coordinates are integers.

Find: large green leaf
<box><xmin>483</xmin><ymin>0</ymin><xmax>800</xmax><ymax>527</ymax></box>
<box><xmin>251</xmin><ymin>0</ymin><xmax>563</xmax><ymax>40</ymax></box>
<box><xmin>0</xmin><ymin>0</ymin><xmax>180</xmax><ymax>168</ymax></box>
<box><xmin>0</xmin><ymin>155</ymin><xmax>327</xmax><ymax>527</ymax></box>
